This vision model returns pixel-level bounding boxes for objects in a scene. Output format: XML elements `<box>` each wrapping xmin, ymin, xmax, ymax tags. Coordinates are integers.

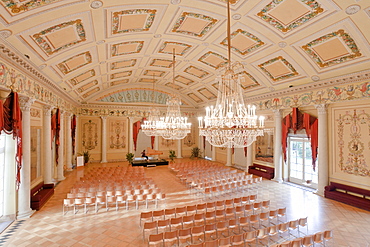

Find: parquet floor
<box><xmin>1</xmin><ymin>159</ymin><xmax>370</xmax><ymax>247</ymax></box>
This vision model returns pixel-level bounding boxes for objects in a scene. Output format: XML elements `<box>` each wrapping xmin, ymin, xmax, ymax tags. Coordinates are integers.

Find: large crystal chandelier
<box><xmin>198</xmin><ymin>0</ymin><xmax>264</xmax><ymax>148</ymax></box>
<box><xmin>143</xmin><ymin>49</ymin><xmax>191</xmax><ymax>140</ymax></box>
<box><xmin>142</xmin><ymin>75</ymin><xmax>162</xmax><ymax>137</ymax></box>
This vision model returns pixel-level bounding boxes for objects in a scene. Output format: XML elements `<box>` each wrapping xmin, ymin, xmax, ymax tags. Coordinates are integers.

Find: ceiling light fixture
<box><xmin>142</xmin><ymin>74</ymin><xmax>162</xmax><ymax>137</ymax></box>
<box><xmin>198</xmin><ymin>0</ymin><xmax>265</xmax><ymax>148</ymax></box>
<box><xmin>159</xmin><ymin>49</ymin><xmax>191</xmax><ymax>139</ymax></box>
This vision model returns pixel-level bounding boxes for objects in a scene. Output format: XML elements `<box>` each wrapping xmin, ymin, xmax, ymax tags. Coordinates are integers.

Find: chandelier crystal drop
<box><xmin>142</xmin><ymin>75</ymin><xmax>163</xmax><ymax>137</ymax></box>
<box><xmin>198</xmin><ymin>0</ymin><xmax>264</xmax><ymax>148</ymax></box>
<box><xmin>142</xmin><ymin>49</ymin><xmax>191</xmax><ymax>140</ymax></box>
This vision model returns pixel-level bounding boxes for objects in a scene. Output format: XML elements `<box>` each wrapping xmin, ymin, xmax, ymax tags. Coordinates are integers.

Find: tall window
<box><xmin>0</xmin><ymin>133</ymin><xmax>5</xmax><ymax>217</ymax></box>
<box><xmin>288</xmin><ymin>136</ymin><xmax>318</xmax><ymax>189</ymax></box>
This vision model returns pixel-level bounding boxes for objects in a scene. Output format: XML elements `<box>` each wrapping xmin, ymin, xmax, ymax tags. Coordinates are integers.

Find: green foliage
<box><xmin>169</xmin><ymin>150</ymin><xmax>176</xmax><ymax>161</ymax></box>
<box><xmin>190</xmin><ymin>147</ymin><xmax>202</xmax><ymax>159</ymax></box>
<box><xmin>126</xmin><ymin>152</ymin><xmax>135</xmax><ymax>164</ymax></box>
<box><xmin>78</xmin><ymin>150</ymin><xmax>91</xmax><ymax>164</ymax></box>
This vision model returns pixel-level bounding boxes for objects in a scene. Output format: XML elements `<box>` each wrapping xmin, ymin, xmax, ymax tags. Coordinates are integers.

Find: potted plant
<box><xmin>78</xmin><ymin>150</ymin><xmax>91</xmax><ymax>165</ymax></box>
<box><xmin>190</xmin><ymin>147</ymin><xmax>202</xmax><ymax>159</ymax></box>
<box><xmin>169</xmin><ymin>150</ymin><xmax>176</xmax><ymax>162</ymax></box>
<box><xmin>126</xmin><ymin>152</ymin><xmax>134</xmax><ymax>164</ymax></box>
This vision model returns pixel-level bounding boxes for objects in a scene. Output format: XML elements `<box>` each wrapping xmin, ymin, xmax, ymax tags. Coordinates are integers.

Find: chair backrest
<box><xmin>299</xmin><ymin>217</ymin><xmax>308</xmax><ymax>227</ymax></box>
<box><xmin>148</xmin><ymin>232</ymin><xmax>164</xmax><ymax>244</ymax></box>
<box><xmin>323</xmin><ymin>230</ymin><xmax>333</xmax><ymax>240</ymax></box>
<box><xmin>291</xmin><ymin>238</ymin><xmax>303</xmax><ymax>247</ymax></box>
<box><xmin>313</xmin><ymin>231</ymin><xmax>324</xmax><ymax>243</ymax></box>
<box><xmin>302</xmin><ymin>235</ymin><xmax>314</xmax><ymax>247</ymax></box>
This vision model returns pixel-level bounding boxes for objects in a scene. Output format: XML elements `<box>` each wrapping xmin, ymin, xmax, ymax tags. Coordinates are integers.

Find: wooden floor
<box><xmin>2</xmin><ymin>159</ymin><xmax>370</xmax><ymax>247</ymax></box>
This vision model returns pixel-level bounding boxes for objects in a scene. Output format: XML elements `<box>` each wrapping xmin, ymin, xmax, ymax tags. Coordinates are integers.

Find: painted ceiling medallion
<box><xmin>172</xmin><ymin>12</ymin><xmax>218</xmax><ymax>37</ymax></box>
<box><xmin>220</xmin><ymin>29</ymin><xmax>264</xmax><ymax>55</ymax></box>
<box><xmin>112</xmin><ymin>9</ymin><xmax>156</xmax><ymax>34</ymax></box>
<box><xmin>1</xmin><ymin>0</ymin><xmax>60</xmax><ymax>16</ymax></box>
<box><xmin>258</xmin><ymin>56</ymin><xmax>299</xmax><ymax>81</ymax></box>
<box><xmin>198</xmin><ymin>51</ymin><xmax>227</xmax><ymax>68</ymax></box>
<box><xmin>111</xmin><ymin>41</ymin><xmax>144</xmax><ymax>56</ymax></box>
<box><xmin>90</xmin><ymin>0</ymin><xmax>103</xmax><ymax>9</ymax></box>
<box><xmin>302</xmin><ymin>29</ymin><xmax>361</xmax><ymax>68</ymax></box>
<box><xmin>165</xmin><ymin>82</ymin><xmax>182</xmax><ymax>90</ymax></box>
<box><xmin>70</xmin><ymin>69</ymin><xmax>95</xmax><ymax>85</ymax></box>
<box><xmin>232</xmin><ymin>14</ymin><xmax>241</xmax><ymax>20</ymax></box>
<box><xmin>187</xmin><ymin>93</ymin><xmax>203</xmax><ymax>103</ymax></box>
<box><xmin>32</xmin><ymin>19</ymin><xmax>86</xmax><ymax>56</ymax></box>
<box><xmin>57</xmin><ymin>51</ymin><xmax>92</xmax><ymax>75</ymax></box>
<box><xmin>0</xmin><ymin>30</ymin><xmax>12</xmax><ymax>38</ymax></box>
<box><xmin>110</xmin><ymin>71</ymin><xmax>132</xmax><ymax>79</ymax></box>
<box><xmin>143</xmin><ymin>70</ymin><xmax>165</xmax><ymax>77</ymax></box>
<box><xmin>198</xmin><ymin>88</ymin><xmax>216</xmax><ymax>100</ymax></box>
<box><xmin>150</xmin><ymin>59</ymin><xmax>173</xmax><ymax>68</ymax></box>
<box><xmin>158</xmin><ymin>42</ymin><xmax>192</xmax><ymax>56</ymax></box>
<box><xmin>257</xmin><ymin>0</ymin><xmax>324</xmax><ymax>33</ymax></box>
<box><xmin>237</xmin><ymin>71</ymin><xmax>260</xmax><ymax>89</ymax></box>
<box><xmin>311</xmin><ymin>75</ymin><xmax>320</xmax><ymax>81</ymax></box>
<box><xmin>184</xmin><ymin>65</ymin><xmax>209</xmax><ymax>78</ymax></box>
<box><xmin>83</xmin><ymin>87</ymin><xmax>100</xmax><ymax>98</ymax></box>
<box><xmin>345</xmin><ymin>5</ymin><xmax>361</xmax><ymax>15</ymax></box>
<box><xmin>111</xmin><ymin>59</ymin><xmax>137</xmax><ymax>70</ymax></box>
<box><xmin>77</xmin><ymin>80</ymin><xmax>98</xmax><ymax>93</ymax></box>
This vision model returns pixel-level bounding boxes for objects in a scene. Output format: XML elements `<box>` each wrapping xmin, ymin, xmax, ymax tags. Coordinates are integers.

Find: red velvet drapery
<box><xmin>282</xmin><ymin>108</ymin><xmax>318</xmax><ymax>170</ymax></box>
<box><xmin>3</xmin><ymin>91</ymin><xmax>22</xmax><ymax>189</ymax></box>
<box><xmin>151</xmin><ymin>136</ymin><xmax>155</xmax><ymax>149</ymax></box>
<box><xmin>51</xmin><ymin>108</ymin><xmax>61</xmax><ymax>165</ymax></box>
<box><xmin>71</xmin><ymin>114</ymin><xmax>76</xmax><ymax>155</ymax></box>
<box><xmin>133</xmin><ymin>120</ymin><xmax>141</xmax><ymax>151</ymax></box>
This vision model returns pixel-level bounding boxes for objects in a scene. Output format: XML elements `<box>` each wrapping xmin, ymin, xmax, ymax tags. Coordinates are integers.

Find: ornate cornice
<box><xmin>0</xmin><ymin>43</ymin><xmax>79</xmax><ymax>106</ymax></box>
<box><xmin>247</xmin><ymin>70</ymin><xmax>370</xmax><ymax>102</ymax></box>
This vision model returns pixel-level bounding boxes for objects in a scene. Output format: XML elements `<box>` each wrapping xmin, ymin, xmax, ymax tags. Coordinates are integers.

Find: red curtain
<box><xmin>3</xmin><ymin>91</ymin><xmax>22</xmax><ymax>189</ymax></box>
<box><xmin>71</xmin><ymin>114</ymin><xmax>76</xmax><ymax>155</ymax></box>
<box><xmin>244</xmin><ymin>147</ymin><xmax>247</xmax><ymax>157</ymax></box>
<box><xmin>282</xmin><ymin>108</ymin><xmax>318</xmax><ymax>170</ymax></box>
<box><xmin>151</xmin><ymin>136</ymin><xmax>155</xmax><ymax>149</ymax></box>
<box><xmin>51</xmin><ymin>109</ymin><xmax>61</xmax><ymax>165</ymax></box>
<box><xmin>133</xmin><ymin>120</ymin><xmax>141</xmax><ymax>151</ymax></box>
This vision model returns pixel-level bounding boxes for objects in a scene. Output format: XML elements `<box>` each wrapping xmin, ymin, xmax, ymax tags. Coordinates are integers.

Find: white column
<box><xmin>177</xmin><ymin>139</ymin><xmax>182</xmax><ymax>158</ymax></box>
<box><xmin>101</xmin><ymin>116</ymin><xmax>107</xmax><ymax>163</ymax></box>
<box><xmin>315</xmin><ymin>104</ymin><xmax>329</xmax><ymax>196</ymax></box>
<box><xmin>4</xmin><ymin>134</ymin><xmax>16</xmax><ymax>220</ymax></box>
<box><xmin>73</xmin><ymin>115</ymin><xmax>79</xmax><ymax>167</ymax></box>
<box><xmin>57</xmin><ymin>110</ymin><xmax>65</xmax><ymax>181</ymax></box>
<box><xmin>18</xmin><ymin>96</ymin><xmax>35</xmax><ymax>218</ymax></box>
<box><xmin>43</xmin><ymin>105</ymin><xmax>53</xmax><ymax>184</ymax></box>
<box><xmin>65</xmin><ymin>113</ymin><xmax>73</xmax><ymax>171</ymax></box>
<box><xmin>246</xmin><ymin>145</ymin><xmax>253</xmax><ymax>172</ymax></box>
<box><xmin>226</xmin><ymin>147</ymin><xmax>232</xmax><ymax>166</ymax></box>
<box><xmin>211</xmin><ymin>146</ymin><xmax>216</xmax><ymax>161</ymax></box>
<box><xmin>273</xmin><ymin>109</ymin><xmax>283</xmax><ymax>183</ymax></box>
<box><xmin>128</xmin><ymin>117</ymin><xmax>134</xmax><ymax>153</ymax></box>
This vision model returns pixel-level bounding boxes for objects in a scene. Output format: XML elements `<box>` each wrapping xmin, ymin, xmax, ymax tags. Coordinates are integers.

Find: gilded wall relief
<box><xmin>336</xmin><ymin>109</ymin><xmax>370</xmax><ymax>177</ymax></box>
<box><xmin>82</xmin><ymin>120</ymin><xmax>98</xmax><ymax>150</ymax></box>
<box><xmin>109</xmin><ymin>120</ymin><xmax>126</xmax><ymax>149</ymax></box>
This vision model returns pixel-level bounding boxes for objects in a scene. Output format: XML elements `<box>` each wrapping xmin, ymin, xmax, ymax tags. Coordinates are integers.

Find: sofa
<box><xmin>324</xmin><ymin>182</ymin><xmax>370</xmax><ymax>211</ymax></box>
<box><xmin>248</xmin><ymin>164</ymin><xmax>275</xmax><ymax>180</ymax></box>
<box><xmin>31</xmin><ymin>182</ymin><xmax>54</xmax><ymax>210</ymax></box>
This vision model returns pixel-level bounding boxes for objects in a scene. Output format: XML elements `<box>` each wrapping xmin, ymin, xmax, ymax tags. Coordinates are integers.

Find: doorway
<box><xmin>288</xmin><ymin>137</ymin><xmax>318</xmax><ymax>189</ymax></box>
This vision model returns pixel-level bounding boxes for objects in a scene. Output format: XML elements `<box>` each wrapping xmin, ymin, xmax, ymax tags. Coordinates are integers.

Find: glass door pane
<box><xmin>288</xmin><ymin>137</ymin><xmax>318</xmax><ymax>189</ymax></box>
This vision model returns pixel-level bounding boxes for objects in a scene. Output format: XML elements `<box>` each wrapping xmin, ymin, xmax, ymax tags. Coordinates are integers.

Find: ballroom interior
<box><xmin>0</xmin><ymin>0</ymin><xmax>370</xmax><ymax>246</ymax></box>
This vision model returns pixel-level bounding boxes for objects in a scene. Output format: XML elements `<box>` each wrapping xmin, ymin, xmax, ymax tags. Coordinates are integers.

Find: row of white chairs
<box><xmin>63</xmin><ymin>192</ymin><xmax>166</xmax><ymax>215</ymax></box>
<box><xmin>270</xmin><ymin>230</ymin><xmax>333</xmax><ymax>247</ymax></box>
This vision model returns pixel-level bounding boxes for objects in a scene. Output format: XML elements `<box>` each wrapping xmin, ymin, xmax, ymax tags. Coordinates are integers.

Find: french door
<box><xmin>288</xmin><ymin>137</ymin><xmax>318</xmax><ymax>189</ymax></box>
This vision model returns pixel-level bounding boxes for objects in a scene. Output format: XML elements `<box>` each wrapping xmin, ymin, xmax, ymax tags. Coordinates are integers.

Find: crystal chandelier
<box><xmin>143</xmin><ymin>49</ymin><xmax>191</xmax><ymax>140</ymax></box>
<box><xmin>198</xmin><ymin>0</ymin><xmax>264</xmax><ymax>148</ymax></box>
<box><xmin>142</xmin><ymin>75</ymin><xmax>162</xmax><ymax>137</ymax></box>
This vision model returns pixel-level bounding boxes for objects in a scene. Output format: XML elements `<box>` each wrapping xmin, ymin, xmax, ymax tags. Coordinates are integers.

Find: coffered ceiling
<box><xmin>0</xmin><ymin>0</ymin><xmax>369</xmax><ymax>109</ymax></box>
